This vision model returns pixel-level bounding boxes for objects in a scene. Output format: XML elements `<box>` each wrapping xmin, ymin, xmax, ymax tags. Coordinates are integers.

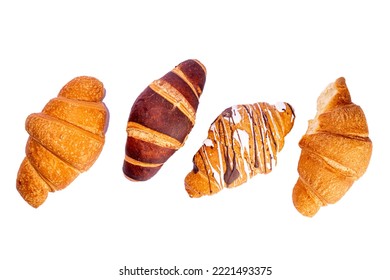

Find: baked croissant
<box><xmin>185</xmin><ymin>101</ymin><xmax>295</xmax><ymax>197</ymax></box>
<box><xmin>293</xmin><ymin>77</ymin><xmax>372</xmax><ymax>217</ymax></box>
<box><xmin>123</xmin><ymin>59</ymin><xmax>207</xmax><ymax>181</ymax></box>
<box><xmin>16</xmin><ymin>76</ymin><xmax>109</xmax><ymax>208</ymax></box>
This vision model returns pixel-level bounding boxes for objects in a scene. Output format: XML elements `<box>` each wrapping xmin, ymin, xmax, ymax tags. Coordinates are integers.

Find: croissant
<box><xmin>185</xmin><ymin>101</ymin><xmax>295</xmax><ymax>197</ymax></box>
<box><xmin>16</xmin><ymin>76</ymin><xmax>109</xmax><ymax>208</ymax></box>
<box><xmin>293</xmin><ymin>77</ymin><xmax>372</xmax><ymax>217</ymax></box>
<box><xmin>123</xmin><ymin>59</ymin><xmax>207</xmax><ymax>181</ymax></box>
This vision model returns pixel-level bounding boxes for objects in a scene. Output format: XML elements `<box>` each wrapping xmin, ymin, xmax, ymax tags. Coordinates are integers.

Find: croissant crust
<box><xmin>16</xmin><ymin>76</ymin><xmax>109</xmax><ymax>208</ymax></box>
<box><xmin>185</xmin><ymin>101</ymin><xmax>295</xmax><ymax>197</ymax></box>
<box><xmin>123</xmin><ymin>59</ymin><xmax>207</xmax><ymax>181</ymax></box>
<box><xmin>293</xmin><ymin>77</ymin><xmax>372</xmax><ymax>217</ymax></box>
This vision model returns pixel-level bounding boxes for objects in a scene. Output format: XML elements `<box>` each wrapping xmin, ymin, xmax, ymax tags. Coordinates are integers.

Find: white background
<box><xmin>1</xmin><ymin>1</ymin><xmax>388</xmax><ymax>279</ymax></box>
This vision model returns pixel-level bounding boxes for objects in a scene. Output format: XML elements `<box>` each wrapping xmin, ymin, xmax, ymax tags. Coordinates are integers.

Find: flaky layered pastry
<box><xmin>293</xmin><ymin>77</ymin><xmax>372</xmax><ymax>217</ymax></box>
<box><xmin>16</xmin><ymin>76</ymin><xmax>109</xmax><ymax>208</ymax></box>
<box><xmin>185</xmin><ymin>101</ymin><xmax>295</xmax><ymax>197</ymax></box>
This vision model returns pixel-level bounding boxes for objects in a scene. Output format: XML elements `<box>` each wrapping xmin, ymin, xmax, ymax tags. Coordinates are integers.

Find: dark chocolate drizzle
<box><xmin>221</xmin><ymin>107</ymin><xmax>241</xmax><ymax>186</ymax></box>
<box><xmin>193</xmin><ymin>102</ymin><xmax>289</xmax><ymax>191</ymax></box>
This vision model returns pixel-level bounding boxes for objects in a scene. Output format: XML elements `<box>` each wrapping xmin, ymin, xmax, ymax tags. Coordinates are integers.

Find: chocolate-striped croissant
<box><xmin>185</xmin><ymin>102</ymin><xmax>295</xmax><ymax>197</ymax></box>
<box><xmin>123</xmin><ymin>59</ymin><xmax>207</xmax><ymax>181</ymax></box>
<box><xmin>16</xmin><ymin>76</ymin><xmax>109</xmax><ymax>208</ymax></box>
<box><xmin>293</xmin><ymin>77</ymin><xmax>372</xmax><ymax>217</ymax></box>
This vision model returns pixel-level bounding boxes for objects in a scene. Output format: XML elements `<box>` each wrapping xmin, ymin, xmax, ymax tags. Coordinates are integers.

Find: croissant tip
<box><xmin>184</xmin><ymin>175</ymin><xmax>201</xmax><ymax>198</ymax></box>
<box><xmin>123</xmin><ymin>173</ymin><xmax>145</xmax><ymax>182</ymax></box>
<box><xmin>17</xmin><ymin>186</ymin><xmax>48</xmax><ymax>208</ymax></box>
<box><xmin>184</xmin><ymin>171</ymin><xmax>217</xmax><ymax>198</ymax></box>
<box><xmin>18</xmin><ymin>189</ymin><xmax>47</xmax><ymax>208</ymax></box>
<box><xmin>335</xmin><ymin>77</ymin><xmax>346</xmax><ymax>87</ymax></box>
<box><xmin>292</xmin><ymin>180</ymin><xmax>321</xmax><ymax>217</ymax></box>
<box><xmin>59</xmin><ymin>76</ymin><xmax>105</xmax><ymax>102</ymax></box>
<box><xmin>190</xmin><ymin>59</ymin><xmax>207</xmax><ymax>74</ymax></box>
<box><xmin>185</xmin><ymin>187</ymin><xmax>202</xmax><ymax>198</ymax></box>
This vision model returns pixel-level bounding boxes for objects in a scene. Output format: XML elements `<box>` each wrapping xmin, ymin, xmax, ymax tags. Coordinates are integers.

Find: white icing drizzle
<box><xmin>240</xmin><ymin>105</ymin><xmax>250</xmax><ymax>172</ymax></box>
<box><xmin>203</xmin><ymin>138</ymin><xmax>214</xmax><ymax>147</ymax></box>
<box><xmin>196</xmin><ymin>102</ymin><xmax>291</xmax><ymax>191</ymax></box>
<box><xmin>231</xmin><ymin>105</ymin><xmax>242</xmax><ymax>124</ymax></box>
<box><xmin>275</xmin><ymin>102</ymin><xmax>286</xmax><ymax>112</ymax></box>
<box><xmin>233</xmin><ymin>128</ymin><xmax>251</xmax><ymax>177</ymax></box>
<box><xmin>210</xmin><ymin>120</ymin><xmax>226</xmax><ymax>189</ymax></box>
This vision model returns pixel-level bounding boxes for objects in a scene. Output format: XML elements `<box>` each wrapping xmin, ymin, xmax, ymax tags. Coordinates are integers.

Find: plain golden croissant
<box><xmin>185</xmin><ymin>101</ymin><xmax>295</xmax><ymax>197</ymax></box>
<box><xmin>16</xmin><ymin>76</ymin><xmax>109</xmax><ymax>208</ymax></box>
<box><xmin>293</xmin><ymin>77</ymin><xmax>372</xmax><ymax>217</ymax></box>
<box><xmin>123</xmin><ymin>59</ymin><xmax>207</xmax><ymax>181</ymax></box>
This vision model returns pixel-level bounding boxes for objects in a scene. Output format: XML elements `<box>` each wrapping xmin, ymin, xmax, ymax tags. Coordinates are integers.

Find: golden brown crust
<box><xmin>185</xmin><ymin>102</ymin><xmax>295</xmax><ymax>197</ymax></box>
<box><xmin>16</xmin><ymin>76</ymin><xmax>109</xmax><ymax>208</ymax></box>
<box><xmin>17</xmin><ymin>158</ymin><xmax>50</xmax><ymax>208</ymax></box>
<box><xmin>293</xmin><ymin>77</ymin><xmax>372</xmax><ymax>217</ymax></box>
<box><xmin>292</xmin><ymin>179</ymin><xmax>321</xmax><ymax>218</ymax></box>
<box><xmin>314</xmin><ymin>104</ymin><xmax>370</xmax><ymax>138</ymax></box>
<box><xmin>42</xmin><ymin>97</ymin><xmax>108</xmax><ymax>136</ymax></box>
<box><xmin>26</xmin><ymin>113</ymin><xmax>105</xmax><ymax>171</ymax></box>
<box><xmin>58</xmin><ymin>76</ymin><xmax>105</xmax><ymax>102</ymax></box>
<box><xmin>25</xmin><ymin>138</ymin><xmax>80</xmax><ymax>191</ymax></box>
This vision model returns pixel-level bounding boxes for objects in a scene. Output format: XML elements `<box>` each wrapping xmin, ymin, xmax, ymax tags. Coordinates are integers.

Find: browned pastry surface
<box><xmin>123</xmin><ymin>59</ymin><xmax>207</xmax><ymax>181</ymax></box>
<box><xmin>293</xmin><ymin>77</ymin><xmax>372</xmax><ymax>217</ymax></box>
<box><xmin>16</xmin><ymin>76</ymin><xmax>109</xmax><ymax>208</ymax></box>
<box><xmin>185</xmin><ymin>101</ymin><xmax>295</xmax><ymax>197</ymax></box>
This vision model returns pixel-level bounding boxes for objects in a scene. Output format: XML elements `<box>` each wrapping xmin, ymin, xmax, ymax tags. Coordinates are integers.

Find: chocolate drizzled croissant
<box><xmin>185</xmin><ymin>102</ymin><xmax>295</xmax><ymax>197</ymax></box>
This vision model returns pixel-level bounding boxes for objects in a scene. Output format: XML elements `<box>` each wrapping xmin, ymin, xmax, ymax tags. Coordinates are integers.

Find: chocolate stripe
<box><xmin>160</xmin><ymin>71</ymin><xmax>199</xmax><ymax>112</ymax></box>
<box><xmin>125</xmin><ymin>136</ymin><xmax>177</xmax><ymax>164</ymax></box>
<box><xmin>129</xmin><ymin>87</ymin><xmax>193</xmax><ymax>143</ymax></box>
<box><xmin>171</xmin><ymin>67</ymin><xmax>200</xmax><ymax>100</ymax></box>
<box><xmin>175</xmin><ymin>59</ymin><xmax>207</xmax><ymax>97</ymax></box>
<box><xmin>127</xmin><ymin>121</ymin><xmax>183</xmax><ymax>150</ymax></box>
<box><xmin>149</xmin><ymin>79</ymin><xmax>196</xmax><ymax>125</ymax></box>
<box><xmin>123</xmin><ymin>160</ymin><xmax>162</xmax><ymax>182</ymax></box>
<box><xmin>124</xmin><ymin>155</ymin><xmax>162</xmax><ymax>167</ymax></box>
